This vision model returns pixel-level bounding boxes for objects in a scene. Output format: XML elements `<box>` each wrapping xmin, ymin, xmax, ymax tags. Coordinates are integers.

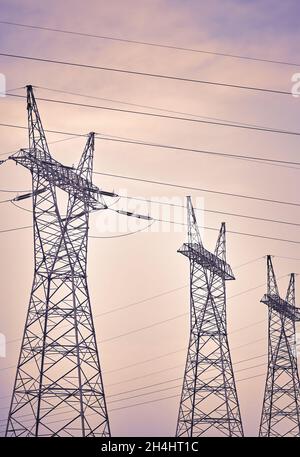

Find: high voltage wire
<box><xmin>117</xmin><ymin>194</ymin><xmax>300</xmax><ymax>228</ymax></box>
<box><xmin>2</xmin><ymin>121</ymin><xmax>300</xmax><ymax>171</ymax></box>
<box><xmin>0</xmin><ymin>225</ymin><xmax>31</xmax><ymax>234</ymax></box>
<box><xmin>0</xmin><ymin>124</ymin><xmax>300</xmax><ymax>241</ymax></box>
<box><xmin>102</xmin><ymin>338</ymin><xmax>269</xmax><ymax>389</ymax></box>
<box><xmin>107</xmin><ymin>356</ymin><xmax>267</xmax><ymax>398</ymax></box>
<box><xmin>1</xmin><ymin>133</ymin><xmax>298</xmax><ymax>173</ymax></box>
<box><xmin>21</xmin><ymin>86</ymin><xmax>300</xmax><ymax>138</ymax></box>
<box><xmin>2</xmin><ymin>163</ymin><xmax>300</xmax><ymax>227</ymax></box>
<box><xmin>0</xmin><ymin>337</ymin><xmax>267</xmax><ymax>405</ymax></box>
<box><xmin>0</xmin><ymin>337</ymin><xmax>268</xmax><ymax>404</ymax></box>
<box><xmin>1</xmin><ymin>20</ymin><xmax>299</xmax><ymax>68</ymax></box>
<box><xmin>0</xmin><ymin>266</ymin><xmax>283</xmax><ymax>374</ymax></box>
<box><xmin>0</xmin><ymin>133</ymin><xmax>82</xmax><ymax>159</ymax></box>
<box><xmin>0</xmin><ymin>370</ymin><xmax>267</xmax><ymax>427</ymax></box>
<box><xmin>0</xmin><ymin>354</ymin><xmax>268</xmax><ymax>409</ymax></box>
<box><xmin>0</xmin><ymin>359</ymin><xmax>267</xmax><ymax>420</ymax></box>
<box><xmin>1</xmin><ymin>216</ymin><xmax>299</xmax><ymax>245</ymax></box>
<box><xmin>0</xmin><ymin>265</ymin><xmax>279</xmax><ymax>418</ymax></box>
<box><xmin>89</xmin><ymin>219</ymin><xmax>156</xmax><ymax>239</ymax></box>
<box><xmin>0</xmin><ymin>52</ymin><xmax>292</xmax><ymax>96</ymax></box>
<box><xmin>35</xmin><ymin>85</ymin><xmax>299</xmax><ymax>133</ymax></box>
<box><xmin>7</xmin><ymin>195</ymin><xmax>300</xmax><ymax>243</ymax></box>
<box><xmin>0</xmin><ymin>188</ymin><xmax>31</xmax><ymax>193</ymax></box>
<box><xmin>0</xmin><ymin>176</ymin><xmax>299</xmax><ymax>243</ymax></box>
<box><xmin>108</xmin><ymin>365</ymin><xmax>267</xmax><ymax>405</ymax></box>
<box><xmin>105</xmin><ymin>340</ymin><xmax>267</xmax><ymax>389</ymax></box>
<box><xmin>92</xmin><ymin>257</ymin><xmax>264</xmax><ymax>321</ymax></box>
<box><xmin>0</xmin><ymin>259</ymin><xmax>265</xmax><ymax>376</ymax></box>
<box><xmin>0</xmin><ymin>375</ymin><xmax>266</xmax><ymax>431</ymax></box>
<box><xmin>94</xmin><ymin>135</ymin><xmax>300</xmax><ymax>166</ymax></box>
<box><xmin>1</xmin><ymin>197</ymin><xmax>300</xmax><ymax>244</ymax></box>
<box><xmin>6</xmin><ymin>92</ymin><xmax>300</xmax><ymax>138</ymax></box>
<box><xmin>108</xmin><ymin>372</ymin><xmax>267</xmax><ymax>413</ymax></box>
<box><xmin>94</xmin><ymin>171</ymin><xmax>300</xmax><ymax>208</ymax></box>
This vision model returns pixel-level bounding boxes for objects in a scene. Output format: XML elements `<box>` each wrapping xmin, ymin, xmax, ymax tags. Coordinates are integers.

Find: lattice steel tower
<box><xmin>6</xmin><ymin>86</ymin><xmax>111</xmax><ymax>436</ymax></box>
<box><xmin>259</xmin><ymin>256</ymin><xmax>300</xmax><ymax>437</ymax></box>
<box><xmin>176</xmin><ymin>196</ymin><xmax>243</xmax><ymax>437</ymax></box>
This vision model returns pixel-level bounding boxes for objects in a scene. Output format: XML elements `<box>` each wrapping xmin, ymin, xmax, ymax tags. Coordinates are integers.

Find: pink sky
<box><xmin>0</xmin><ymin>0</ymin><xmax>299</xmax><ymax>436</ymax></box>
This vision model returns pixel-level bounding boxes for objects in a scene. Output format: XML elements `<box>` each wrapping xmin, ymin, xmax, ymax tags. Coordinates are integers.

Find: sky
<box><xmin>0</xmin><ymin>0</ymin><xmax>300</xmax><ymax>437</ymax></box>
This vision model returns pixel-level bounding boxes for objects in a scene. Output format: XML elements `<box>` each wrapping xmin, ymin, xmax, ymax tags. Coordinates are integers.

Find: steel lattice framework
<box><xmin>5</xmin><ymin>86</ymin><xmax>111</xmax><ymax>437</ymax></box>
<box><xmin>259</xmin><ymin>256</ymin><xmax>300</xmax><ymax>437</ymax></box>
<box><xmin>176</xmin><ymin>196</ymin><xmax>244</xmax><ymax>437</ymax></box>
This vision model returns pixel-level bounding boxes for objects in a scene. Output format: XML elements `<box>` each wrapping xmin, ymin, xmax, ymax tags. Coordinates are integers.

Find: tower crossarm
<box><xmin>178</xmin><ymin>242</ymin><xmax>235</xmax><ymax>280</ymax></box>
<box><xmin>261</xmin><ymin>293</ymin><xmax>300</xmax><ymax>321</ymax></box>
<box><xmin>9</xmin><ymin>148</ymin><xmax>109</xmax><ymax>210</ymax></box>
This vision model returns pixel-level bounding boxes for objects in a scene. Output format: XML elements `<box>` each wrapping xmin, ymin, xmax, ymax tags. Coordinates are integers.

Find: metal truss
<box><xmin>176</xmin><ymin>196</ymin><xmax>244</xmax><ymax>437</ymax></box>
<box><xmin>259</xmin><ymin>256</ymin><xmax>300</xmax><ymax>437</ymax></box>
<box><xmin>6</xmin><ymin>85</ymin><xmax>110</xmax><ymax>436</ymax></box>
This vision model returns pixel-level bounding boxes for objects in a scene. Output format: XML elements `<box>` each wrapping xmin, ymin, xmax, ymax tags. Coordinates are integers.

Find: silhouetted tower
<box><xmin>176</xmin><ymin>196</ymin><xmax>243</xmax><ymax>437</ymax></box>
<box><xmin>259</xmin><ymin>256</ymin><xmax>300</xmax><ymax>437</ymax></box>
<box><xmin>6</xmin><ymin>86</ymin><xmax>110</xmax><ymax>436</ymax></box>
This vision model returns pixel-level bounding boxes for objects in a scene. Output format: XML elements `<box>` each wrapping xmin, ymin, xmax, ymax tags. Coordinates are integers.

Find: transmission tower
<box><xmin>176</xmin><ymin>196</ymin><xmax>244</xmax><ymax>437</ymax></box>
<box><xmin>6</xmin><ymin>86</ymin><xmax>111</xmax><ymax>437</ymax></box>
<box><xmin>259</xmin><ymin>256</ymin><xmax>300</xmax><ymax>437</ymax></box>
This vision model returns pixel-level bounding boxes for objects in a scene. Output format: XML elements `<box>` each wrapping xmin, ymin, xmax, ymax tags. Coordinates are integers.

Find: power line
<box><xmin>1</xmin><ymin>20</ymin><xmax>299</xmax><ymax>68</ymax></box>
<box><xmin>92</xmin><ymin>257</ymin><xmax>264</xmax><ymax>321</ymax></box>
<box><xmin>90</xmin><ymin>219</ymin><xmax>155</xmax><ymax>239</ymax></box>
<box><xmin>0</xmin><ymin>225</ymin><xmax>31</xmax><ymax>234</ymax></box>
<box><xmin>0</xmin><ymin>52</ymin><xmax>292</xmax><ymax>96</ymax></box>
<box><xmin>103</xmin><ymin>337</ymin><xmax>267</xmax><ymax>389</ymax></box>
<box><xmin>275</xmin><ymin>256</ymin><xmax>300</xmax><ymax>262</ymax></box>
<box><xmin>0</xmin><ymin>335</ymin><xmax>265</xmax><ymax>404</ymax></box>
<box><xmin>7</xmin><ymin>92</ymin><xmax>300</xmax><ymax>138</ymax></box>
<box><xmin>0</xmin><ymin>262</ymin><xmax>269</xmax><ymax>374</ymax></box>
<box><xmin>0</xmin><ymin>259</ymin><xmax>265</xmax><ymax>376</ymax></box>
<box><xmin>1</xmin><ymin>211</ymin><xmax>300</xmax><ymax>245</ymax></box>
<box><xmin>106</xmin><ymin>345</ymin><xmax>267</xmax><ymax>387</ymax></box>
<box><xmin>94</xmin><ymin>171</ymin><xmax>300</xmax><ymax>208</ymax></box>
<box><xmin>108</xmin><ymin>372</ymin><xmax>266</xmax><ymax>413</ymax></box>
<box><xmin>27</xmin><ymin>86</ymin><xmax>300</xmax><ymax>138</ymax></box>
<box><xmin>86</xmin><ymin>220</ymin><xmax>300</xmax><ymax>244</ymax></box>
<box><xmin>0</xmin><ymin>188</ymin><xmax>31</xmax><ymax>193</ymax></box>
<box><xmin>107</xmin><ymin>358</ymin><xmax>267</xmax><ymax>399</ymax></box>
<box><xmin>2</xmin><ymin>196</ymin><xmax>300</xmax><ymax>244</ymax></box>
<box><xmin>0</xmin><ymin>358</ymin><xmax>267</xmax><ymax>421</ymax></box>
<box><xmin>36</xmin><ymin>85</ymin><xmax>300</xmax><ymax>133</ymax></box>
<box><xmin>0</xmin><ymin>350</ymin><xmax>268</xmax><ymax>409</ymax></box>
<box><xmin>107</xmin><ymin>356</ymin><xmax>267</xmax><ymax>399</ymax></box>
<box><xmin>2</xmin><ymin>120</ymin><xmax>300</xmax><ymax>172</ymax></box>
<box><xmin>4</xmin><ymin>169</ymin><xmax>300</xmax><ymax>228</ymax></box>
<box><xmin>0</xmin><ymin>339</ymin><xmax>267</xmax><ymax>405</ymax></box>
<box><xmin>108</xmin><ymin>365</ymin><xmax>267</xmax><ymax>405</ymax></box>
<box><xmin>94</xmin><ymin>135</ymin><xmax>300</xmax><ymax>166</ymax></box>
<box><xmin>0</xmin><ymin>369</ymin><xmax>267</xmax><ymax>426</ymax></box>
<box><xmin>118</xmin><ymin>194</ymin><xmax>300</xmax><ymax>228</ymax></box>
<box><xmin>0</xmin><ymin>133</ymin><xmax>82</xmax><ymax>158</ymax></box>
<box><xmin>91</xmin><ymin>257</ymin><xmax>262</xmax><ymax>320</ymax></box>
<box><xmin>0</xmin><ymin>117</ymin><xmax>300</xmax><ymax>170</ymax></box>
<box><xmin>2</xmin><ymin>139</ymin><xmax>300</xmax><ymax>229</ymax></box>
